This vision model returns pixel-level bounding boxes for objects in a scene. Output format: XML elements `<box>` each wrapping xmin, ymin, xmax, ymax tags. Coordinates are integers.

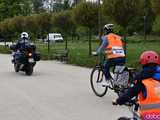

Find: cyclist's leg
<box><xmin>109</xmin><ymin>57</ymin><xmax>126</xmax><ymax>86</ymax></box>
<box><xmin>103</xmin><ymin>60</ymin><xmax>112</xmax><ymax>80</ymax></box>
<box><xmin>104</xmin><ymin>57</ymin><xmax>125</xmax><ymax>80</ymax></box>
<box><xmin>103</xmin><ymin>57</ymin><xmax>125</xmax><ymax>79</ymax></box>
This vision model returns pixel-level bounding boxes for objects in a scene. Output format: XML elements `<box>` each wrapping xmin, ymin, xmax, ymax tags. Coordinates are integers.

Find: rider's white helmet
<box><xmin>21</xmin><ymin>32</ymin><xmax>29</xmax><ymax>39</ymax></box>
<box><xmin>103</xmin><ymin>24</ymin><xmax>114</xmax><ymax>34</ymax></box>
<box><xmin>104</xmin><ymin>24</ymin><xmax>114</xmax><ymax>30</ymax></box>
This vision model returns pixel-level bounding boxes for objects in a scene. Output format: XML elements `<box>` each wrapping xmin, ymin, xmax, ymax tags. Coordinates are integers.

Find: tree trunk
<box><xmin>88</xmin><ymin>28</ymin><xmax>92</xmax><ymax>56</ymax></box>
<box><xmin>65</xmin><ymin>35</ymin><xmax>68</xmax><ymax>50</ymax></box>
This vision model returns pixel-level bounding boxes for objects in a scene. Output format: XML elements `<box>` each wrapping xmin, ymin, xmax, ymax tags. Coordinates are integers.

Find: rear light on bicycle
<box><xmin>28</xmin><ymin>53</ymin><xmax>32</xmax><ymax>57</ymax></box>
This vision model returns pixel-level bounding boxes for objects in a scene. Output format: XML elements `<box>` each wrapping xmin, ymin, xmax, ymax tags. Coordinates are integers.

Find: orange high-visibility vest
<box><xmin>105</xmin><ymin>33</ymin><xmax>125</xmax><ymax>59</ymax></box>
<box><xmin>138</xmin><ymin>78</ymin><xmax>160</xmax><ymax>119</ymax></box>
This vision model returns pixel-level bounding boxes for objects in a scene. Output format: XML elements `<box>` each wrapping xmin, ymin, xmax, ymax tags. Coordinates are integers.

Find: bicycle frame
<box><xmin>90</xmin><ymin>52</ymin><xmax>136</xmax><ymax>97</ymax></box>
<box><xmin>95</xmin><ymin>62</ymin><xmax>129</xmax><ymax>94</ymax></box>
<box><xmin>129</xmin><ymin>105</ymin><xmax>140</xmax><ymax>120</ymax></box>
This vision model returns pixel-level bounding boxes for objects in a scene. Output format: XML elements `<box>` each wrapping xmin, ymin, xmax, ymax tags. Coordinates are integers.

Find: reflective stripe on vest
<box><xmin>140</xmin><ymin>103</ymin><xmax>160</xmax><ymax>110</ymax></box>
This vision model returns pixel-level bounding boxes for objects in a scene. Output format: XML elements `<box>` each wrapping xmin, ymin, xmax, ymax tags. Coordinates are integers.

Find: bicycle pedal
<box><xmin>114</xmin><ymin>85</ymin><xmax>120</xmax><ymax>91</ymax></box>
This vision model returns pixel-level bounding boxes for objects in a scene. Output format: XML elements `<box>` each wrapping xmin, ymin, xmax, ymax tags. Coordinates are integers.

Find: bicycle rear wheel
<box><xmin>90</xmin><ymin>66</ymin><xmax>108</xmax><ymax>97</ymax></box>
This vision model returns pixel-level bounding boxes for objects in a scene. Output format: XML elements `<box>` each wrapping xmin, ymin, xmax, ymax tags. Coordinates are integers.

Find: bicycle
<box><xmin>90</xmin><ymin>52</ymin><xmax>136</xmax><ymax>97</ymax></box>
<box><xmin>113</xmin><ymin>99</ymin><xmax>140</xmax><ymax>120</ymax></box>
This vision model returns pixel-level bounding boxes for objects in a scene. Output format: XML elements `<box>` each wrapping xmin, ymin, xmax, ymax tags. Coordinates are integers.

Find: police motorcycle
<box><xmin>10</xmin><ymin>41</ymin><xmax>40</xmax><ymax>76</ymax></box>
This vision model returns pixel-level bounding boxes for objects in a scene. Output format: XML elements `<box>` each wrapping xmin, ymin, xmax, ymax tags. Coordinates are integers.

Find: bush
<box><xmin>113</xmin><ymin>24</ymin><xmax>127</xmax><ymax>35</ymax></box>
<box><xmin>0</xmin><ymin>45</ymin><xmax>10</xmax><ymax>54</ymax></box>
<box><xmin>152</xmin><ymin>15</ymin><xmax>160</xmax><ymax>34</ymax></box>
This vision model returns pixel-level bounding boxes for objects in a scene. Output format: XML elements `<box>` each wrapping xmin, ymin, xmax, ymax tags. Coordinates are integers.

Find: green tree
<box><xmin>0</xmin><ymin>0</ymin><xmax>33</xmax><ymax>20</ymax></box>
<box><xmin>53</xmin><ymin>11</ymin><xmax>76</xmax><ymax>48</ymax></box>
<box><xmin>152</xmin><ymin>15</ymin><xmax>160</xmax><ymax>34</ymax></box>
<box><xmin>151</xmin><ymin>0</ymin><xmax>160</xmax><ymax>15</ymax></box>
<box><xmin>103</xmin><ymin>0</ymin><xmax>143</xmax><ymax>28</ymax></box>
<box><xmin>73</xmin><ymin>2</ymin><xmax>98</xmax><ymax>55</ymax></box>
<box><xmin>35</xmin><ymin>13</ymin><xmax>53</xmax><ymax>40</ymax></box>
<box><xmin>24</xmin><ymin>15</ymin><xmax>39</xmax><ymax>40</ymax></box>
<box><xmin>32</xmin><ymin>0</ymin><xmax>44</xmax><ymax>13</ymax></box>
<box><xmin>53</xmin><ymin>11</ymin><xmax>75</xmax><ymax>35</ymax></box>
<box><xmin>103</xmin><ymin>0</ymin><xmax>154</xmax><ymax>34</ymax></box>
<box><xmin>0</xmin><ymin>18</ymin><xmax>16</xmax><ymax>42</ymax></box>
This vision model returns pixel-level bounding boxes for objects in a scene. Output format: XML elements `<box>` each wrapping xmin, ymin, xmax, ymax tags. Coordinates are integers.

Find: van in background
<box><xmin>45</xmin><ymin>33</ymin><xmax>63</xmax><ymax>42</ymax></box>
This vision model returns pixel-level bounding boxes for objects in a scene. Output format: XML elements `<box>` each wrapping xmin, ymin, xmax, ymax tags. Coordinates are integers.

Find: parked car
<box><xmin>44</xmin><ymin>33</ymin><xmax>63</xmax><ymax>42</ymax></box>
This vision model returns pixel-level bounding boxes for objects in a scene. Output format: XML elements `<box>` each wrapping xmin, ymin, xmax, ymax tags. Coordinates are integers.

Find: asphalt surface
<box><xmin>0</xmin><ymin>54</ymin><xmax>132</xmax><ymax>120</ymax></box>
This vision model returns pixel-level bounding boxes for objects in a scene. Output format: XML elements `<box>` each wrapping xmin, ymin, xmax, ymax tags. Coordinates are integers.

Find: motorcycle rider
<box><xmin>15</xmin><ymin>32</ymin><xmax>31</xmax><ymax>51</ymax></box>
<box><xmin>96</xmin><ymin>24</ymin><xmax>126</xmax><ymax>86</ymax></box>
<box><xmin>12</xmin><ymin>32</ymin><xmax>31</xmax><ymax>64</ymax></box>
<box><xmin>113</xmin><ymin>51</ymin><xmax>160</xmax><ymax>120</ymax></box>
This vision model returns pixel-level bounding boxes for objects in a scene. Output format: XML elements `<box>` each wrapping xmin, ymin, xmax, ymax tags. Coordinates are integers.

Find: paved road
<box><xmin>0</xmin><ymin>54</ymin><xmax>132</xmax><ymax>120</ymax></box>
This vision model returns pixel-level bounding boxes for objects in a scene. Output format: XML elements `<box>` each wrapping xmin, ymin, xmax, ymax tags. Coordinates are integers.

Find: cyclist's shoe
<box><xmin>112</xmin><ymin>99</ymin><xmax>118</xmax><ymax>105</ymax></box>
<box><xmin>101</xmin><ymin>79</ymin><xmax>110</xmax><ymax>87</ymax></box>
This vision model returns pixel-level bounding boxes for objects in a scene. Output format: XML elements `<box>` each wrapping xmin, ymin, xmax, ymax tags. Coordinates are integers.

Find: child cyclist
<box><xmin>113</xmin><ymin>50</ymin><xmax>160</xmax><ymax>120</ymax></box>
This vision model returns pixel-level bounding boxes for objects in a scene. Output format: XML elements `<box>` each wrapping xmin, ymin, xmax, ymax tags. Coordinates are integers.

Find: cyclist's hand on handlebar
<box><xmin>112</xmin><ymin>99</ymin><xmax>118</xmax><ymax>105</ymax></box>
<box><xmin>92</xmin><ymin>51</ymin><xmax>98</xmax><ymax>56</ymax></box>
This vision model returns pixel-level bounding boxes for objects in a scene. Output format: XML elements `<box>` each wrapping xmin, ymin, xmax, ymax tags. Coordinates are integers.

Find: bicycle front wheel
<box><xmin>90</xmin><ymin>66</ymin><xmax>108</xmax><ymax>97</ymax></box>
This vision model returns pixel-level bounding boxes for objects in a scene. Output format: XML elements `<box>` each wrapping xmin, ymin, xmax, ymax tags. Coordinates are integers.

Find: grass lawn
<box><xmin>0</xmin><ymin>45</ymin><xmax>11</xmax><ymax>54</ymax></box>
<box><xmin>126</xmin><ymin>41</ymin><xmax>160</xmax><ymax>68</ymax></box>
<box><xmin>36</xmin><ymin>40</ymin><xmax>160</xmax><ymax>68</ymax></box>
<box><xmin>1</xmin><ymin>39</ymin><xmax>160</xmax><ymax>68</ymax></box>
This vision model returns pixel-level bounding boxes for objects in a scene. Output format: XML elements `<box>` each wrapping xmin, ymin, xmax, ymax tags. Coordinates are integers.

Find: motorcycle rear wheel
<box><xmin>25</xmin><ymin>64</ymin><xmax>33</xmax><ymax>76</ymax></box>
<box><xmin>14</xmin><ymin>63</ymin><xmax>19</xmax><ymax>72</ymax></box>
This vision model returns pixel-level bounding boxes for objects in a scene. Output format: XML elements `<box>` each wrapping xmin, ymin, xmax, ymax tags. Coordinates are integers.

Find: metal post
<box><xmin>123</xmin><ymin>36</ymin><xmax>127</xmax><ymax>56</ymax></box>
<box><xmin>65</xmin><ymin>35</ymin><xmax>68</xmax><ymax>50</ymax></box>
<box><xmin>144</xmin><ymin>0</ymin><xmax>147</xmax><ymax>41</ymax></box>
<box><xmin>144</xmin><ymin>16</ymin><xmax>146</xmax><ymax>41</ymax></box>
<box><xmin>98</xmin><ymin>0</ymin><xmax>102</xmax><ymax>39</ymax></box>
<box><xmin>47</xmin><ymin>34</ymin><xmax>50</xmax><ymax>59</ymax></box>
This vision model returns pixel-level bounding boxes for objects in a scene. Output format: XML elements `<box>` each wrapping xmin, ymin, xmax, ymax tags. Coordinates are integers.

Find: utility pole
<box><xmin>144</xmin><ymin>0</ymin><xmax>147</xmax><ymax>41</ymax></box>
<box><xmin>98</xmin><ymin>0</ymin><xmax>102</xmax><ymax>39</ymax></box>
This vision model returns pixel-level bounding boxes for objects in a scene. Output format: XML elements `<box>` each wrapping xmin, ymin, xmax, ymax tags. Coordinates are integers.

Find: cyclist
<box><xmin>96</xmin><ymin>24</ymin><xmax>126</xmax><ymax>85</ymax></box>
<box><xmin>113</xmin><ymin>51</ymin><xmax>160</xmax><ymax>120</ymax></box>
